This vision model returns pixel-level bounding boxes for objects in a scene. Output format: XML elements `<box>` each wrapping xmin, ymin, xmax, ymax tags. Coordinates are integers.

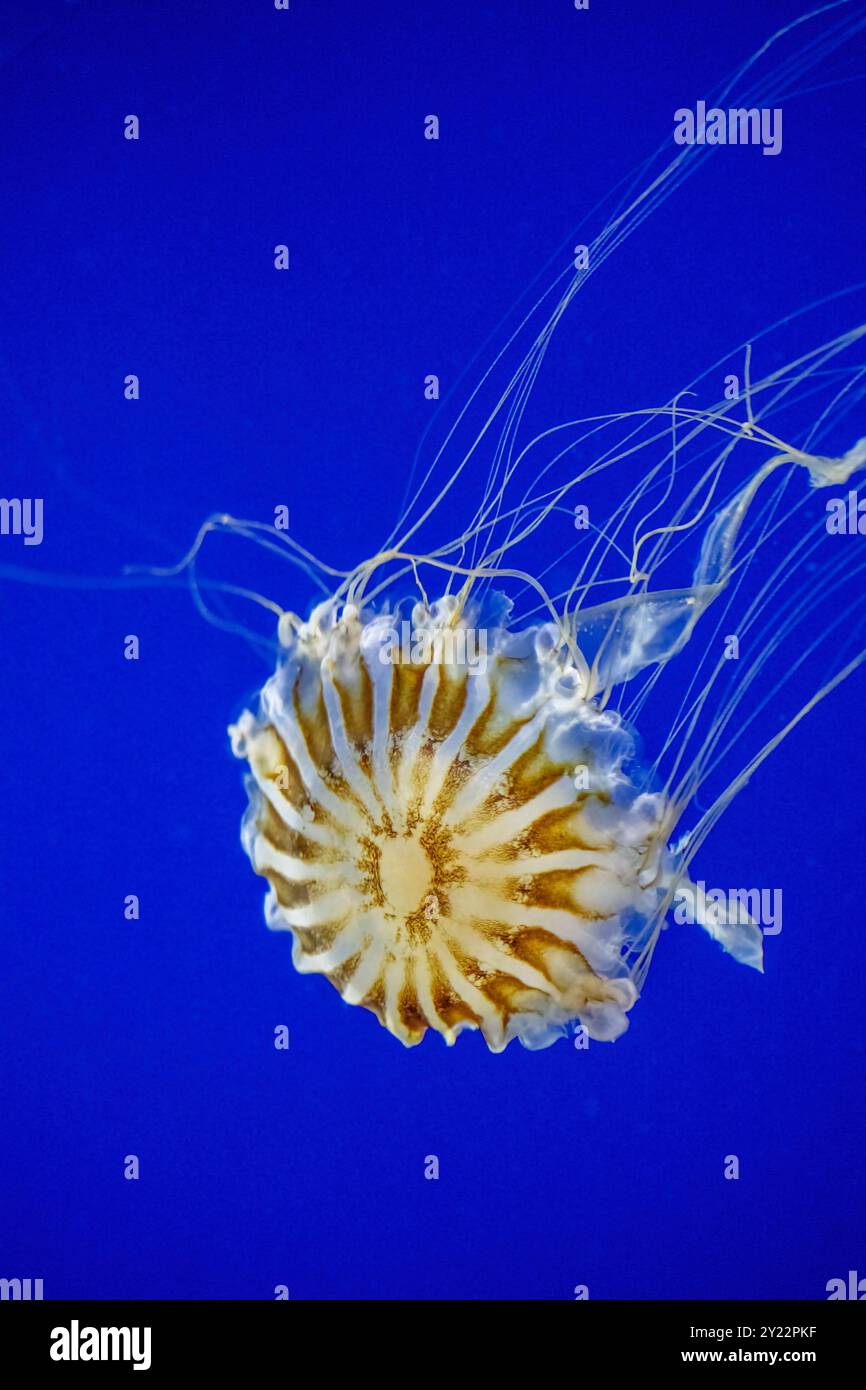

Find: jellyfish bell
<box><xmin>229</xmin><ymin>590</ymin><xmax>663</xmax><ymax>1050</ymax></box>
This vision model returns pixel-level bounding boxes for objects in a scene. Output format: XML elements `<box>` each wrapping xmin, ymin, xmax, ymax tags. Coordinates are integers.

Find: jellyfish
<box><xmin>212</xmin><ymin>5</ymin><xmax>866</xmax><ymax>1050</ymax></box>
<box><xmin>224</xmin><ymin>398</ymin><xmax>866</xmax><ymax>1050</ymax></box>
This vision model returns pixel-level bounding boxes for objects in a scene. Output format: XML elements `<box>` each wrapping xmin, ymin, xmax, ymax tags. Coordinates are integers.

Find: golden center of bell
<box><xmin>377</xmin><ymin>834</ymin><xmax>434</xmax><ymax>919</ymax></box>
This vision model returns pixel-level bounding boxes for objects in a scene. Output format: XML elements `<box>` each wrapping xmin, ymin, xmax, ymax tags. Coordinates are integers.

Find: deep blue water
<box><xmin>0</xmin><ymin>0</ymin><xmax>864</xmax><ymax>1300</ymax></box>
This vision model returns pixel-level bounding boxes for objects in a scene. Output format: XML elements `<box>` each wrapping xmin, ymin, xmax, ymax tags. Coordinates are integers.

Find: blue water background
<box><xmin>0</xmin><ymin>0</ymin><xmax>864</xmax><ymax>1299</ymax></box>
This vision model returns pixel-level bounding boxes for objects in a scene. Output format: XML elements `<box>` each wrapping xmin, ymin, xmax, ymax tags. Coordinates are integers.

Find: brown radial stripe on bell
<box><xmin>326</xmin><ymin>950</ymin><xmax>363</xmax><ymax>994</ymax></box>
<box><xmin>258</xmin><ymin>799</ymin><xmax>344</xmax><ymax>863</ymax></box>
<box><xmin>388</xmin><ymin>662</ymin><xmax>427</xmax><ymax>742</ymax></box>
<box><xmin>291</xmin><ymin>675</ymin><xmax>334</xmax><ymax>776</ymax></box>
<box><xmin>518</xmin><ymin>802</ymin><xmax>600</xmax><ymax>856</ymax></box>
<box><xmin>427</xmin><ymin>750</ymin><xmax>480</xmax><ymax>820</ymax></box>
<box><xmin>500</xmin><ymin>733</ymin><xmax>563</xmax><ymax>807</ymax></box>
<box><xmin>427</xmin><ymin>666</ymin><xmax>470</xmax><ymax>742</ymax></box>
<box><xmin>290</xmin><ymin>675</ymin><xmax>378</xmax><ymax>830</ymax></box>
<box><xmin>293</xmin><ymin>917</ymin><xmax>351</xmax><ymax>956</ymax></box>
<box><xmin>331</xmin><ymin>660</ymin><xmax>375</xmax><ymax>757</ymax></box>
<box><xmin>263</xmin><ymin>870</ymin><xmax>313</xmax><ymax>911</ymax></box>
<box><xmin>251</xmin><ymin>726</ymin><xmax>307</xmax><ymax>807</ymax></box>
<box><xmin>475</xmin><ymin>970</ymin><xmax>544</xmax><ymax>1016</ymax></box>
<box><xmin>428</xmin><ymin>955</ymin><xmax>483</xmax><ymax>1030</ymax></box>
<box><xmin>397</xmin><ymin>967</ymin><xmax>427</xmax><ymax>1039</ymax></box>
<box><xmin>507</xmin><ymin>924</ymin><xmax>592</xmax><ymax>978</ymax></box>
<box><xmin>360</xmin><ymin>975</ymin><xmax>387</xmax><ymax>1024</ymax></box>
<box><xmin>510</xmin><ymin>865</ymin><xmax>600</xmax><ymax>914</ymax></box>
<box><xmin>462</xmin><ymin>689</ymin><xmax>533</xmax><ymax>759</ymax></box>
